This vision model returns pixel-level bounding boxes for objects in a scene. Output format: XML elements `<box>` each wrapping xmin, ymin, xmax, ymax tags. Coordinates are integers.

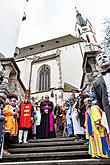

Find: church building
<box><xmin>0</xmin><ymin>6</ymin><xmax>100</xmax><ymax>104</ymax></box>
<box><xmin>14</xmin><ymin>8</ymin><xmax>100</xmax><ymax>105</ymax></box>
<box><xmin>15</xmin><ymin>34</ymin><xmax>84</xmax><ymax>104</ymax></box>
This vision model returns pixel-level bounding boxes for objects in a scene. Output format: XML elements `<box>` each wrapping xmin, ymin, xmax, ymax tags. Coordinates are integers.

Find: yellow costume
<box><xmin>4</xmin><ymin>105</ymin><xmax>18</xmax><ymax>136</ymax></box>
<box><xmin>89</xmin><ymin>105</ymin><xmax>110</xmax><ymax>158</ymax></box>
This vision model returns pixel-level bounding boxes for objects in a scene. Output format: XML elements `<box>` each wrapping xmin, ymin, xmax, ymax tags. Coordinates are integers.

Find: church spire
<box><xmin>75</xmin><ymin>7</ymin><xmax>87</xmax><ymax>27</ymax></box>
<box><xmin>75</xmin><ymin>7</ymin><xmax>100</xmax><ymax>52</ymax></box>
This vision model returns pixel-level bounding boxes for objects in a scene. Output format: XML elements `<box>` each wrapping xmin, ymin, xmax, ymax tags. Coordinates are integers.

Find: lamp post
<box><xmin>55</xmin><ymin>94</ymin><xmax>57</xmax><ymax>105</ymax></box>
<box><xmin>28</xmin><ymin>56</ymin><xmax>40</xmax><ymax>97</ymax></box>
<box><xmin>27</xmin><ymin>62</ymin><xmax>32</xmax><ymax>97</ymax></box>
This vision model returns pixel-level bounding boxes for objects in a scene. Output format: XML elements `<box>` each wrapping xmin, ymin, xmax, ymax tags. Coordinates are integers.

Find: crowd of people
<box><xmin>0</xmin><ymin>94</ymin><xmax>57</xmax><ymax>158</ymax></box>
<box><xmin>0</xmin><ymin>52</ymin><xmax>110</xmax><ymax>159</ymax></box>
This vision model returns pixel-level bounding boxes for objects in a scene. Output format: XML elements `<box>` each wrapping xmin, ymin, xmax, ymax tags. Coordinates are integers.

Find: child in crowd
<box><xmin>32</xmin><ymin>101</ymin><xmax>41</xmax><ymax>139</ymax></box>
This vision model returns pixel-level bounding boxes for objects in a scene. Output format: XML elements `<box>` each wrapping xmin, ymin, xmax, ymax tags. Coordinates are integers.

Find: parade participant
<box><xmin>84</xmin><ymin>96</ymin><xmax>110</xmax><ymax>158</ymax></box>
<box><xmin>8</xmin><ymin>94</ymin><xmax>19</xmax><ymax>137</ymax></box>
<box><xmin>4</xmin><ymin>94</ymin><xmax>19</xmax><ymax>142</ymax></box>
<box><xmin>4</xmin><ymin>96</ymin><xmax>18</xmax><ymax>156</ymax></box>
<box><xmin>38</xmin><ymin>95</ymin><xmax>56</xmax><ymax>139</ymax></box>
<box><xmin>66</xmin><ymin>100</ymin><xmax>73</xmax><ymax>137</ymax></box>
<box><xmin>32</xmin><ymin>101</ymin><xmax>41</xmax><ymax>139</ymax></box>
<box><xmin>84</xmin><ymin>92</ymin><xmax>96</xmax><ymax>144</ymax></box>
<box><xmin>18</xmin><ymin>96</ymin><xmax>34</xmax><ymax>143</ymax></box>
<box><xmin>62</xmin><ymin>104</ymin><xmax>68</xmax><ymax>137</ymax></box>
<box><xmin>77</xmin><ymin>91</ymin><xmax>87</xmax><ymax>129</ymax></box>
<box><xmin>4</xmin><ymin>96</ymin><xmax>18</xmax><ymax>136</ymax></box>
<box><xmin>84</xmin><ymin>97</ymin><xmax>90</xmax><ymax>145</ymax></box>
<box><xmin>71</xmin><ymin>99</ymin><xmax>85</xmax><ymax>140</ymax></box>
<box><xmin>93</xmin><ymin>52</ymin><xmax>110</xmax><ymax>137</ymax></box>
<box><xmin>55</xmin><ymin>104</ymin><xmax>62</xmax><ymax>132</ymax></box>
<box><xmin>0</xmin><ymin>96</ymin><xmax>5</xmax><ymax>158</ymax></box>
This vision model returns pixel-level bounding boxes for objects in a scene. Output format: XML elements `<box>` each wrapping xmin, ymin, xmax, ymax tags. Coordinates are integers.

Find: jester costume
<box><xmin>87</xmin><ymin>105</ymin><xmax>110</xmax><ymax>158</ymax></box>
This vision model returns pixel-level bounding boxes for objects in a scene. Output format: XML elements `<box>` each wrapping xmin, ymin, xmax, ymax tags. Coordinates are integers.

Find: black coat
<box><xmin>77</xmin><ymin>95</ymin><xmax>88</xmax><ymax>128</ymax></box>
<box><xmin>93</xmin><ymin>75</ymin><xmax>110</xmax><ymax>131</ymax></box>
<box><xmin>38</xmin><ymin>100</ymin><xmax>56</xmax><ymax>139</ymax></box>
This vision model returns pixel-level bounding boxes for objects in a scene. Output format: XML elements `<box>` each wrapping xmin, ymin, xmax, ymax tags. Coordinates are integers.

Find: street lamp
<box><xmin>28</xmin><ymin>56</ymin><xmax>40</xmax><ymax>97</ymax></box>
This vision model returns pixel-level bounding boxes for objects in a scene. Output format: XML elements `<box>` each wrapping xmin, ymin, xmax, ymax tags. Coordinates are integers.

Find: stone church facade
<box><xmin>15</xmin><ymin>35</ymin><xmax>84</xmax><ymax>104</ymax></box>
<box><xmin>14</xmin><ymin>8</ymin><xmax>100</xmax><ymax>104</ymax></box>
<box><xmin>0</xmin><ymin>53</ymin><xmax>26</xmax><ymax>99</ymax></box>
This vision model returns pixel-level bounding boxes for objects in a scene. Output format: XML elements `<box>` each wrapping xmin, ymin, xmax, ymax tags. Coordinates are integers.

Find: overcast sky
<box><xmin>17</xmin><ymin>0</ymin><xmax>110</xmax><ymax>48</ymax></box>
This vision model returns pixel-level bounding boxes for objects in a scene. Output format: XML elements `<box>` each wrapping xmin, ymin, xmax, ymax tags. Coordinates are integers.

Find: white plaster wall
<box><xmin>63</xmin><ymin>92</ymin><xmax>72</xmax><ymax>101</ymax></box>
<box><xmin>31</xmin><ymin>58</ymin><xmax>59</xmax><ymax>93</ymax></box>
<box><xmin>0</xmin><ymin>0</ymin><xmax>27</xmax><ymax>57</ymax></box>
<box><xmin>35</xmin><ymin>49</ymin><xmax>58</xmax><ymax>57</ymax></box>
<box><xmin>60</xmin><ymin>44</ymin><xmax>83</xmax><ymax>89</ymax></box>
<box><xmin>16</xmin><ymin>58</ymin><xmax>31</xmax><ymax>89</ymax></box>
<box><xmin>16</xmin><ymin>80</ymin><xmax>25</xmax><ymax>99</ymax></box>
<box><xmin>31</xmin><ymin>90</ymin><xmax>71</xmax><ymax>106</ymax></box>
<box><xmin>16</xmin><ymin>42</ymin><xmax>84</xmax><ymax>104</ymax></box>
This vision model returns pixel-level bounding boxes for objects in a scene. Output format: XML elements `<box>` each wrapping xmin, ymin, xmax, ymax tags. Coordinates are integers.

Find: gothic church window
<box><xmin>38</xmin><ymin>65</ymin><xmax>50</xmax><ymax>91</ymax></box>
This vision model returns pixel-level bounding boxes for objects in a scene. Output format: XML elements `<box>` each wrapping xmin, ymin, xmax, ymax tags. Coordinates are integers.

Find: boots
<box><xmin>18</xmin><ymin>130</ymin><xmax>23</xmax><ymax>143</ymax></box>
<box><xmin>23</xmin><ymin>130</ymin><xmax>28</xmax><ymax>143</ymax></box>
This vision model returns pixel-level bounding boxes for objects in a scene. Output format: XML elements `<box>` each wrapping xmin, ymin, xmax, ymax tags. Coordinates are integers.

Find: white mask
<box><xmin>96</xmin><ymin>53</ymin><xmax>110</xmax><ymax>68</ymax></box>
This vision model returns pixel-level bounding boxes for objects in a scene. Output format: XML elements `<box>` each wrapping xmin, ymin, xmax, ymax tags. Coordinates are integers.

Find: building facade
<box><xmin>0</xmin><ymin>7</ymin><xmax>101</xmax><ymax>104</ymax></box>
<box><xmin>14</xmin><ymin>8</ymin><xmax>101</xmax><ymax>105</ymax></box>
<box><xmin>15</xmin><ymin>35</ymin><xmax>84</xmax><ymax>104</ymax></box>
<box><xmin>0</xmin><ymin>54</ymin><xmax>26</xmax><ymax>99</ymax></box>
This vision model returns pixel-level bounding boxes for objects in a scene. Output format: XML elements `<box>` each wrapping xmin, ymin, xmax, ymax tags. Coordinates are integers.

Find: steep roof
<box><xmin>15</xmin><ymin>34</ymin><xmax>83</xmax><ymax>59</ymax></box>
<box><xmin>64</xmin><ymin>82</ymin><xmax>79</xmax><ymax>92</ymax></box>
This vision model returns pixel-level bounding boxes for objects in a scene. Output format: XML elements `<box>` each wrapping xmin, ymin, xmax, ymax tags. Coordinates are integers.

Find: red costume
<box><xmin>19</xmin><ymin>103</ymin><xmax>33</xmax><ymax>129</ymax></box>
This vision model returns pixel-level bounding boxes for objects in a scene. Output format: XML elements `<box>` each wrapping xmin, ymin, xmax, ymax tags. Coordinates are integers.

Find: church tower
<box><xmin>75</xmin><ymin>8</ymin><xmax>100</xmax><ymax>91</ymax></box>
<box><xmin>75</xmin><ymin>7</ymin><xmax>100</xmax><ymax>51</ymax></box>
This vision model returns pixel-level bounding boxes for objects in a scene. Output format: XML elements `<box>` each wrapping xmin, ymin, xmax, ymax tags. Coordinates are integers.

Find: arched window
<box><xmin>38</xmin><ymin>65</ymin><xmax>50</xmax><ymax>91</ymax></box>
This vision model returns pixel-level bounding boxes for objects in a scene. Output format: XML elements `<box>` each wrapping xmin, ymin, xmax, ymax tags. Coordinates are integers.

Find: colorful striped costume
<box><xmin>87</xmin><ymin>105</ymin><xmax>110</xmax><ymax>158</ymax></box>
